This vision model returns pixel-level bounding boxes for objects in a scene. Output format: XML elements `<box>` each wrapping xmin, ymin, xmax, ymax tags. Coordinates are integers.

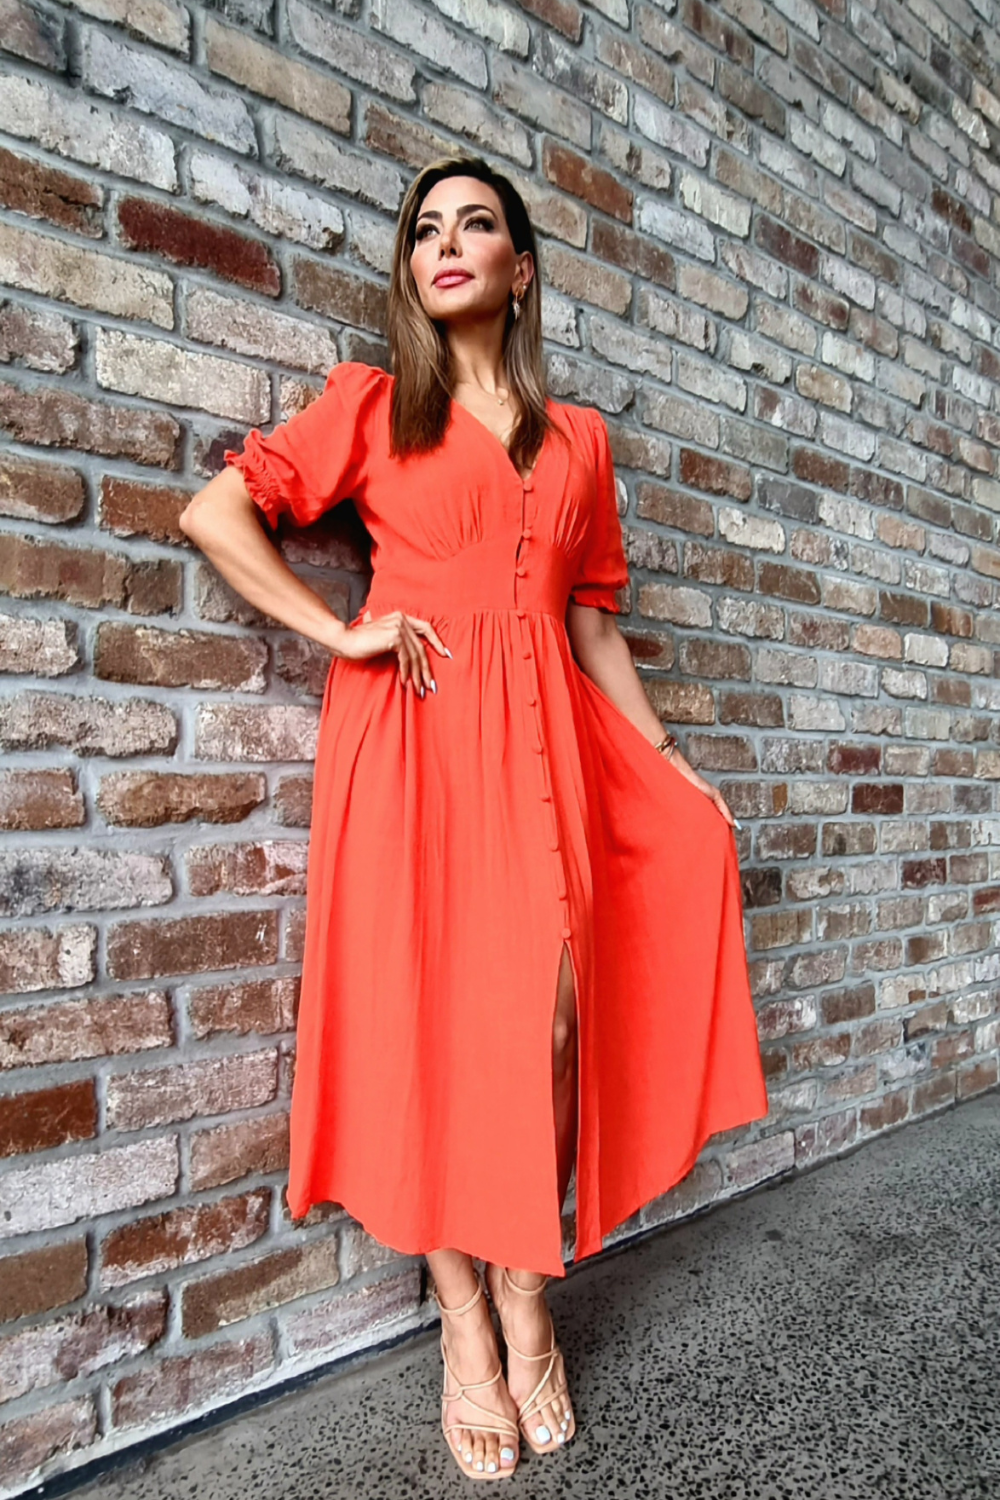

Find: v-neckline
<box><xmin>450</xmin><ymin>396</ymin><xmax>549</xmax><ymax>486</ymax></box>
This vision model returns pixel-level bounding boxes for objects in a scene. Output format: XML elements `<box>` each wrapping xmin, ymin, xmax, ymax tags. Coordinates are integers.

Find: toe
<box><xmin>472</xmin><ymin>1432</ymin><xmax>486</xmax><ymax>1472</ymax></box>
<box><xmin>500</xmin><ymin>1440</ymin><xmax>517</xmax><ymax>1469</ymax></box>
<box><xmin>484</xmin><ymin>1435</ymin><xmax>500</xmax><ymax>1474</ymax></box>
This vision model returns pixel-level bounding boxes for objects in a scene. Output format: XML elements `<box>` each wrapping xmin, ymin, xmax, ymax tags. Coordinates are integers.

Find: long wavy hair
<box><xmin>386</xmin><ymin>155</ymin><xmax>567</xmax><ymax>475</ymax></box>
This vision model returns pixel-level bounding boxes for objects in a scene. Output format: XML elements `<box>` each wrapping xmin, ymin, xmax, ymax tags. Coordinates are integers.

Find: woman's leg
<box><xmin>484</xmin><ymin>941</ymin><xmax>578</xmax><ymax>1446</ymax></box>
<box><xmin>427</xmin><ymin>1247</ymin><xmax>520</xmax><ymax>1474</ymax></box>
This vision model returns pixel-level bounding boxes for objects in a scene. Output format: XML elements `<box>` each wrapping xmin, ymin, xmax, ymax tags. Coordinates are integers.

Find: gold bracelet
<box><xmin>654</xmin><ymin>732</ymin><xmax>677</xmax><ymax>759</ymax></box>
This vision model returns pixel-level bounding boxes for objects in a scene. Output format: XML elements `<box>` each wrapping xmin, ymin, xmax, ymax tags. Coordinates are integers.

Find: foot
<box><xmin>484</xmin><ymin>1263</ymin><xmax>575</xmax><ymax>1451</ymax></box>
<box><xmin>437</xmin><ymin>1277</ymin><xmax>520</xmax><ymax>1476</ymax></box>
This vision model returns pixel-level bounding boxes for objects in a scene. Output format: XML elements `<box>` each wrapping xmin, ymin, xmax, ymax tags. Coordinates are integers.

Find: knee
<box><xmin>552</xmin><ymin>1012</ymin><xmax>576</xmax><ymax>1066</ymax></box>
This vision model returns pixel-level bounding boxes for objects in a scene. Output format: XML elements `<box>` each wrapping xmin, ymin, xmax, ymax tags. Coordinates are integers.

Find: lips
<box><xmin>434</xmin><ymin>271</ymin><xmax>473</xmax><ymax>286</ymax></box>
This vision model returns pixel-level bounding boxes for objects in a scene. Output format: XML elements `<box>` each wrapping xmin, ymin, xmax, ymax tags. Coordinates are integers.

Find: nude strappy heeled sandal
<box><xmin>497</xmin><ymin>1267</ymin><xmax>576</xmax><ymax>1454</ymax></box>
<box><xmin>434</xmin><ymin>1272</ymin><xmax>521</xmax><ymax>1481</ymax></box>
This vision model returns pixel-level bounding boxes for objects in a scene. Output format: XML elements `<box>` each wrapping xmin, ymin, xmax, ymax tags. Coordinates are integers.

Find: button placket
<box><xmin>516</xmin><ymin>485</ymin><xmax>571</xmax><ymax>931</ymax></box>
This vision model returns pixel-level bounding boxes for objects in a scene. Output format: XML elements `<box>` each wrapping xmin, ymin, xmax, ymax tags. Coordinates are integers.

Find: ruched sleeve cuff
<box><xmin>568</xmin><ymin>410</ymin><xmax>630</xmax><ymax>613</ymax></box>
<box><xmin>224</xmin><ymin>360</ymin><xmax>387</xmax><ymax>531</ymax></box>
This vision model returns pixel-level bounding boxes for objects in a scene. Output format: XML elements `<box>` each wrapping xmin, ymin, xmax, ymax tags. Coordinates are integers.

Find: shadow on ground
<box><xmin>73</xmin><ymin>1092</ymin><xmax>1000</xmax><ymax>1500</ymax></box>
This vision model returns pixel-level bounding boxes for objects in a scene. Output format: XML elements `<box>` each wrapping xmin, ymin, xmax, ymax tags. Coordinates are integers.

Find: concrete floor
<box><xmin>74</xmin><ymin>1092</ymin><xmax>999</xmax><ymax>1500</ymax></box>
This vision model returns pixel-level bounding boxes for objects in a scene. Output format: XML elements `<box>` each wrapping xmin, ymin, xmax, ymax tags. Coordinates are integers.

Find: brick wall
<box><xmin>2</xmin><ymin>0</ymin><xmax>1000</xmax><ymax>1488</ymax></box>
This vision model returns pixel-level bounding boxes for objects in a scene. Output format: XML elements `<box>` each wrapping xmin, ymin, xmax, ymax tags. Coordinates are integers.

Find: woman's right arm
<box><xmin>178</xmin><ymin>465</ymin><xmax>351</xmax><ymax>656</ymax></box>
<box><xmin>178</xmin><ymin>468</ymin><xmax>449</xmax><ymax>691</ymax></box>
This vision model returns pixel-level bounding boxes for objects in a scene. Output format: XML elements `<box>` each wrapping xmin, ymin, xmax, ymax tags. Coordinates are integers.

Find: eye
<box><xmin>414</xmin><ymin>214</ymin><xmax>494</xmax><ymax>241</ymax></box>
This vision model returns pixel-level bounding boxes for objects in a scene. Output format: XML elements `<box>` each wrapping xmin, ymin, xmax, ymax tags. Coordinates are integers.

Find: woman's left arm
<box><xmin>565</xmin><ymin>603</ymin><xmax>740</xmax><ymax>829</ymax></box>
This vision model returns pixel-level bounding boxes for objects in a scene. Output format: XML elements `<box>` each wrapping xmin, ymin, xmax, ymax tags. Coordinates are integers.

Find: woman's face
<box><xmin>410</xmin><ymin>175</ymin><xmax>534</xmax><ymax>325</ymax></box>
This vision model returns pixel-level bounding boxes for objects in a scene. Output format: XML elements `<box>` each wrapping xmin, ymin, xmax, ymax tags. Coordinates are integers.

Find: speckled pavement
<box><xmin>69</xmin><ymin>1092</ymin><xmax>1000</xmax><ymax>1500</ymax></box>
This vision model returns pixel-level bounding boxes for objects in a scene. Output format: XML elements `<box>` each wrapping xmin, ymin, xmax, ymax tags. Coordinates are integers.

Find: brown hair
<box><xmin>385</xmin><ymin>154</ymin><xmax>567</xmax><ymax>474</ymax></box>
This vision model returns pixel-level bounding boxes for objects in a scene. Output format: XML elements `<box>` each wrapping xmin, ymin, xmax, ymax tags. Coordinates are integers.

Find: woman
<box><xmin>180</xmin><ymin>154</ymin><xmax>769</xmax><ymax>1482</ymax></box>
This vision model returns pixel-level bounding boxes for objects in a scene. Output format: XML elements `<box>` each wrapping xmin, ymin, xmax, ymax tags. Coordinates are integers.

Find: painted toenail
<box><xmin>535</xmin><ymin>1425</ymin><xmax>551</xmax><ymax>1442</ymax></box>
<box><xmin>465</xmin><ymin>1451</ymin><xmax>473</xmax><ymax>1462</ymax></box>
<box><xmin>556</xmin><ymin>1432</ymin><xmax>565</xmax><ymax>1443</ymax></box>
<box><xmin>475</xmin><ymin>1460</ymin><xmax>484</xmax><ymax>1470</ymax></box>
<box><xmin>501</xmin><ymin>1448</ymin><xmax>516</xmax><ymax>1461</ymax></box>
<box><xmin>487</xmin><ymin>1461</ymin><xmax>497</xmax><ymax>1472</ymax></box>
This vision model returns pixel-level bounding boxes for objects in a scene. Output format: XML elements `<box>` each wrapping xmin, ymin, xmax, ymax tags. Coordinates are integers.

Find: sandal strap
<box><xmin>504</xmin><ymin>1342</ymin><xmax>568</xmax><ymax>1424</ymax></box>
<box><xmin>439</xmin><ymin>1326</ymin><xmax>521</xmax><ymax>1444</ymax></box>
<box><xmin>433</xmin><ymin>1273</ymin><xmax>486</xmax><ymax>1318</ymax></box>
<box><xmin>502</xmin><ymin>1267</ymin><xmax>550</xmax><ymax>1296</ymax></box>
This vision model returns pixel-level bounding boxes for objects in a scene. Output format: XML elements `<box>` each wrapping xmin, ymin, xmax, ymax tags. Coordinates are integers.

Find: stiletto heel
<box><xmin>495</xmin><ymin>1267</ymin><xmax>576</xmax><ymax>1454</ymax></box>
<box><xmin>434</xmin><ymin>1272</ymin><xmax>520</xmax><ymax>1481</ymax></box>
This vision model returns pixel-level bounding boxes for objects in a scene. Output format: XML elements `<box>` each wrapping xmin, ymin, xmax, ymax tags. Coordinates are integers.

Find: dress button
<box><xmin>540</xmin><ymin>790</ymin><xmax>552</xmax><ymax>802</ymax></box>
<box><xmin>522</xmin><ymin>648</ymin><xmax>532</xmax><ymax>660</ymax></box>
<box><xmin>561</xmin><ymin>925</ymin><xmax>572</xmax><ymax>939</ymax></box>
<box><xmin>548</xmin><ymin>837</ymin><xmax>560</xmax><ymax>852</ymax></box>
<box><xmin>526</xmin><ymin>694</ymin><xmax>536</xmax><ymax>706</ymax></box>
<box><xmin>521</xmin><ymin>527</ymin><xmax>532</xmax><ymax>540</ymax></box>
<box><xmin>515</xmin><ymin>608</ymin><xmax>526</xmax><ymax>619</ymax></box>
<box><xmin>533</xmin><ymin>743</ymin><xmax>544</xmax><ymax>755</ymax></box>
<box><xmin>515</xmin><ymin>565</ymin><xmax>526</xmax><ymax>577</ymax></box>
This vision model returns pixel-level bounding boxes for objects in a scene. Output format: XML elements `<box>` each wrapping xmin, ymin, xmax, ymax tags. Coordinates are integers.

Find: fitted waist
<box><xmin>358</xmin><ymin>537</ymin><xmax>575</xmax><ymax>622</ymax></box>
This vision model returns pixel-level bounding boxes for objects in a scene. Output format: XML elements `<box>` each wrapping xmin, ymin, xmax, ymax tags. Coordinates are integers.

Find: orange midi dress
<box><xmin>226</xmin><ymin>359</ymin><xmax>770</xmax><ymax>1278</ymax></box>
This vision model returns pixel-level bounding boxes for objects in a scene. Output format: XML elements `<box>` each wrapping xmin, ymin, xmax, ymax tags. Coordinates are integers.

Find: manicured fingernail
<box><xmin>419</xmin><ymin>685</ymin><xmax>425</xmax><ymax>698</ymax></box>
<box><xmin>733</xmin><ymin>818</ymin><xmax>743</xmax><ymax>830</ymax></box>
<box><xmin>430</xmin><ymin>679</ymin><xmax>437</xmax><ymax>692</ymax></box>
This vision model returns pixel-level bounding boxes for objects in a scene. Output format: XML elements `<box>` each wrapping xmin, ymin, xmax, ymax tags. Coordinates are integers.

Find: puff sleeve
<box><xmin>568</xmin><ymin>410</ymin><xmax>630</xmax><ymax>612</ymax></box>
<box><xmin>224</xmin><ymin>361</ymin><xmax>385</xmax><ymax>530</ymax></box>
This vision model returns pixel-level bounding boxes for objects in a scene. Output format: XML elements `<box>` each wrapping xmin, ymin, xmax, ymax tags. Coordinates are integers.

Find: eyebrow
<box><xmin>415</xmin><ymin>203</ymin><xmax>497</xmax><ymax>223</ymax></box>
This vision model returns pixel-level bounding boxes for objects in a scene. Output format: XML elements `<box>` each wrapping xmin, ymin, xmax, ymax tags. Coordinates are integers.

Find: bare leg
<box><xmin>427</xmin><ymin>1247</ymin><xmax>520</xmax><ymax>1474</ymax></box>
<box><xmin>484</xmin><ymin>941</ymin><xmax>578</xmax><ymax>1448</ymax></box>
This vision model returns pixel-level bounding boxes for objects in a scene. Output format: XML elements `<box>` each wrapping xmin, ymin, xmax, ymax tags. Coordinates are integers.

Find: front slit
<box><xmin>550</xmin><ymin>936</ymin><xmax>582</xmax><ymax>1266</ymax></box>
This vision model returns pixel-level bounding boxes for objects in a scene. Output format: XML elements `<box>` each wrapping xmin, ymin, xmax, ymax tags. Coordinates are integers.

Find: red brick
<box><xmin>98</xmin><ymin>771</ymin><xmax>266</xmax><ymax>828</ymax></box>
<box><xmin>189</xmin><ymin>1112</ymin><xmax>289</xmax><ymax>1191</ymax></box>
<box><xmin>0</xmin><ymin>924</ymin><xmax>96</xmax><ymax>996</ymax></box>
<box><xmin>0</xmin><ymin>1079</ymin><xmax>97</xmax><ymax>1158</ymax></box>
<box><xmin>591</xmin><ymin>219</ymin><xmax>676</xmax><ymax>288</ymax></box>
<box><xmin>792</xmin><ymin>448</ymin><xmax>850</xmax><ymax>491</ymax></box>
<box><xmin>851</xmin><ymin>780</ymin><xmax>905</xmax><ymax>816</ymax></box>
<box><xmin>0</xmin><ymin>301</ymin><xmax>78</xmax><ymax>372</ymax></box>
<box><xmin>188</xmin><ymin>977</ymin><xmax>298</xmax><ymax>1038</ymax></box>
<box><xmin>679</xmin><ymin>448</ymin><xmax>752</xmax><ymax>499</ymax></box>
<box><xmin>291</xmin><ymin>258</ymin><xmax>387</xmax><ymax>331</ymax></box>
<box><xmin>106</xmin><ymin>911</ymin><xmax>280</xmax><ymax>980</ymax></box>
<box><xmin>542</xmin><ymin>140</ymin><xmax>633</xmax><ymax>221</ymax></box>
<box><xmin>0</xmin><ymin>142</ymin><xmax>103</xmax><ymax>236</ymax></box>
<box><xmin>0</xmin><ymin>380</ymin><xmax>180</xmax><ymax>467</ymax></box>
<box><xmin>0</xmin><ymin>1240</ymin><xmax>88</xmax><ymax>1322</ymax></box>
<box><xmin>274</xmin><ymin>775</ymin><xmax>313</xmax><ymax>827</ymax></box>
<box><xmin>0</xmin><ymin>1291</ymin><xmax>167</xmax><ymax>1403</ymax></box>
<box><xmin>0</xmin><ymin>990</ymin><xmax>173</xmax><ymax>1070</ymax></box>
<box><xmin>187</xmin><ymin>840</ymin><xmax>308</xmax><ymax>896</ymax></box>
<box><xmin>100</xmin><ymin>1189</ymin><xmax>271</xmax><ymax>1289</ymax></box>
<box><xmin>755</xmin><ymin>215</ymin><xmax>819</xmax><ymax>276</ymax></box>
<box><xmin>275</xmin><ymin>635</ymin><xmax>333</xmax><ymax>696</ymax></box>
<box><xmin>0</xmin><ymin>690</ymin><xmax>178</xmax><ymax>756</ymax></box>
<box><xmin>0</xmin><ymin>453</ymin><xmax>85</xmax><ymax>523</ymax></box>
<box><xmin>0</xmin><ymin>767</ymin><xmax>84</xmax><ymax>832</ymax></box>
<box><xmin>0</xmin><ymin>1398</ymin><xmax>97</xmax><ymax>1491</ymax></box>
<box><xmin>95</xmin><ymin>622</ymin><xmax>266</xmax><ymax>690</ymax></box>
<box><xmin>111</xmin><ymin>1334</ymin><xmax>273</xmax><ymax>1428</ymax></box>
<box><xmin>99</xmin><ymin>476</ymin><xmax>193</xmax><ymax>545</ymax></box>
<box><xmin>901</xmin><ymin>857</ymin><xmax>947</xmax><ymax>889</ymax></box>
<box><xmin>181</xmin><ymin>1237</ymin><xmax>341</xmax><ymax>1339</ymax></box>
<box><xmin>118</xmin><ymin>197</ymin><xmax>280</xmax><ymax>295</ymax></box>
<box><xmin>286</xmin><ymin>1267</ymin><xmax>422</xmax><ymax>1355</ymax></box>
<box><xmin>107</xmin><ymin>1050</ymin><xmax>278</xmax><ymax>1130</ymax></box>
<box><xmin>0</xmin><ymin>534</ymin><xmax>181</xmax><ymax>615</ymax></box>
<box><xmin>0</xmin><ymin>0</ymin><xmax>66</xmax><ymax>71</ymax></box>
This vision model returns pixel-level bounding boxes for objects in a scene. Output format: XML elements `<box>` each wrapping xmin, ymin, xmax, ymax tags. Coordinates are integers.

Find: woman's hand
<box><xmin>662</xmin><ymin>747</ymin><xmax>742</xmax><ymax>830</ymax></box>
<box><xmin>335</xmin><ymin>609</ymin><xmax>451</xmax><ymax>696</ymax></box>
